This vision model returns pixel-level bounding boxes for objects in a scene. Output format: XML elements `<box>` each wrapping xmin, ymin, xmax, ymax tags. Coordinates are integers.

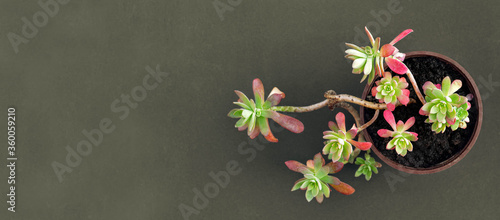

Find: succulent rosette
<box><xmin>285</xmin><ymin>153</ymin><xmax>355</xmax><ymax>203</ymax></box>
<box><xmin>228</xmin><ymin>78</ymin><xmax>304</xmax><ymax>142</ymax></box>
<box><xmin>322</xmin><ymin>112</ymin><xmax>372</xmax><ymax>162</ymax></box>
<box><xmin>418</xmin><ymin>76</ymin><xmax>470</xmax><ymax>133</ymax></box>
<box><xmin>345</xmin><ymin>27</ymin><xmax>413</xmax><ymax>83</ymax></box>
<box><xmin>355</xmin><ymin>152</ymin><xmax>382</xmax><ymax>181</ymax></box>
<box><xmin>371</xmin><ymin>72</ymin><xmax>410</xmax><ymax>111</ymax></box>
<box><xmin>377</xmin><ymin>110</ymin><xmax>418</xmax><ymax>157</ymax></box>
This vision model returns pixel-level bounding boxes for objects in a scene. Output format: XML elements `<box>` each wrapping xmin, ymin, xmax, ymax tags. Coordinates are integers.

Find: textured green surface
<box><xmin>0</xmin><ymin>0</ymin><xmax>499</xmax><ymax>219</ymax></box>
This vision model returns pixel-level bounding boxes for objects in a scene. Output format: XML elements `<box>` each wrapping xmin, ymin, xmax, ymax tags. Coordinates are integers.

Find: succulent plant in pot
<box><xmin>227</xmin><ymin>27</ymin><xmax>483</xmax><ymax>203</ymax></box>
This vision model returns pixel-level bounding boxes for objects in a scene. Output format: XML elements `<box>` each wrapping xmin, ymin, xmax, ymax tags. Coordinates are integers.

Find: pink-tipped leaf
<box><xmin>253</xmin><ymin>78</ymin><xmax>265</xmax><ymax>107</ymax></box>
<box><xmin>403</xmin><ymin>117</ymin><xmax>415</xmax><ymax>131</ymax></box>
<box><xmin>335</xmin><ymin>112</ymin><xmax>346</xmax><ymax>132</ymax></box>
<box><xmin>330</xmin><ymin>181</ymin><xmax>355</xmax><ymax>195</ymax></box>
<box><xmin>271</xmin><ymin>113</ymin><xmax>304</xmax><ymax>133</ymax></box>
<box><xmin>383</xmin><ymin>110</ymin><xmax>397</xmax><ymax>130</ymax></box>
<box><xmin>389</xmin><ymin>29</ymin><xmax>413</xmax><ymax>45</ymax></box>
<box><xmin>285</xmin><ymin>161</ymin><xmax>309</xmax><ymax>174</ymax></box>
<box><xmin>380</xmin><ymin>44</ymin><xmax>397</xmax><ymax>57</ymax></box>
<box><xmin>385</xmin><ymin>57</ymin><xmax>409</xmax><ymax>74</ymax></box>
<box><xmin>347</xmin><ymin>139</ymin><xmax>372</xmax><ymax>151</ymax></box>
<box><xmin>377</xmin><ymin>129</ymin><xmax>393</xmax><ymax>138</ymax></box>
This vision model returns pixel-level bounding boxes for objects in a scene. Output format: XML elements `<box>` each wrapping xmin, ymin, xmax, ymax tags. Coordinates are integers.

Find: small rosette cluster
<box><xmin>355</xmin><ymin>153</ymin><xmax>382</xmax><ymax>181</ymax></box>
<box><xmin>322</xmin><ymin>112</ymin><xmax>372</xmax><ymax>162</ymax></box>
<box><xmin>377</xmin><ymin>110</ymin><xmax>418</xmax><ymax>156</ymax></box>
<box><xmin>285</xmin><ymin>153</ymin><xmax>355</xmax><ymax>203</ymax></box>
<box><xmin>345</xmin><ymin>27</ymin><xmax>412</xmax><ymax>83</ymax></box>
<box><xmin>371</xmin><ymin>72</ymin><xmax>410</xmax><ymax>111</ymax></box>
<box><xmin>228</xmin><ymin>79</ymin><xmax>304</xmax><ymax>142</ymax></box>
<box><xmin>419</xmin><ymin>76</ymin><xmax>471</xmax><ymax>133</ymax></box>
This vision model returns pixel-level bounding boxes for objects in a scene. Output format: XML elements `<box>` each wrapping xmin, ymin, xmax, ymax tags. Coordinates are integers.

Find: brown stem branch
<box><xmin>270</xmin><ymin>99</ymin><xmax>329</xmax><ymax>113</ymax></box>
<box><xmin>324</xmin><ymin>90</ymin><xmax>417</xmax><ymax>110</ymax></box>
<box><xmin>406</xmin><ymin>70</ymin><xmax>426</xmax><ymax>105</ymax></box>
<box><xmin>359</xmin><ymin>109</ymin><xmax>379</xmax><ymax>132</ymax></box>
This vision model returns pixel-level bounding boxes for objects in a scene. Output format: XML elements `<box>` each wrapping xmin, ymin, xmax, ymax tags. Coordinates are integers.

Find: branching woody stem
<box><xmin>270</xmin><ymin>99</ymin><xmax>329</xmax><ymax>113</ymax></box>
<box><xmin>359</xmin><ymin>109</ymin><xmax>379</xmax><ymax>132</ymax></box>
<box><xmin>406</xmin><ymin>70</ymin><xmax>426</xmax><ymax>105</ymax></box>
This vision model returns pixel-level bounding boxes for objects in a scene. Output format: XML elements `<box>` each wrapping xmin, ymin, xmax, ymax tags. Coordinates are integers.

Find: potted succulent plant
<box><xmin>227</xmin><ymin>27</ymin><xmax>482</xmax><ymax>203</ymax></box>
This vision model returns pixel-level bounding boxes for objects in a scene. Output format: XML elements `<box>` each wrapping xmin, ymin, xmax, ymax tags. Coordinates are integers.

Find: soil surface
<box><xmin>363</xmin><ymin>56</ymin><xmax>478</xmax><ymax>168</ymax></box>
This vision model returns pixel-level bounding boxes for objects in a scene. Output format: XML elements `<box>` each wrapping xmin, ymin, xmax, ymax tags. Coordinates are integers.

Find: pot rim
<box><xmin>359</xmin><ymin>51</ymin><xmax>483</xmax><ymax>174</ymax></box>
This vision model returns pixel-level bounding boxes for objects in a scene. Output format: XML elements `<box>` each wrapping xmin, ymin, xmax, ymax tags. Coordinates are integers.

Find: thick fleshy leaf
<box><xmin>253</xmin><ymin>78</ymin><xmax>265</xmax><ymax>107</ymax></box>
<box><xmin>316</xmin><ymin>193</ymin><xmax>324</xmax><ymax>204</ymax></box>
<box><xmin>449</xmin><ymin>79</ymin><xmax>463</xmax><ymax>95</ymax></box>
<box><xmin>325</xmin><ymin>162</ymin><xmax>344</xmax><ymax>174</ymax></box>
<box><xmin>292</xmin><ymin>178</ymin><xmax>307</xmax><ymax>191</ymax></box>
<box><xmin>247</xmin><ymin>113</ymin><xmax>257</xmax><ymax>134</ymax></box>
<box><xmin>313</xmin><ymin>153</ymin><xmax>325</xmax><ymax>170</ymax></box>
<box><xmin>396</xmin><ymin>121</ymin><xmax>405</xmax><ymax>132</ymax></box>
<box><xmin>265</xmin><ymin>93</ymin><xmax>284</xmax><ymax>108</ymax></box>
<box><xmin>365</xmin><ymin>26</ymin><xmax>375</xmax><ymax>46</ymax></box>
<box><xmin>233</xmin><ymin>101</ymin><xmax>250</xmax><ymax>110</ymax></box>
<box><xmin>228</xmin><ymin>109</ymin><xmax>243</xmax><ymax>118</ymax></box>
<box><xmin>371</xmin><ymin>86</ymin><xmax>378</xmax><ymax>97</ymax></box>
<box><xmin>335</xmin><ymin>112</ymin><xmax>346</xmax><ymax>132</ymax></box>
<box><xmin>328</xmin><ymin>121</ymin><xmax>339</xmax><ymax>131</ymax></box>
<box><xmin>306</xmin><ymin>160</ymin><xmax>314</xmax><ymax>169</ymax></box>
<box><xmin>237</xmin><ymin>124</ymin><xmax>248</xmax><ymax>131</ymax></box>
<box><xmin>378</xmin><ymin>56</ymin><xmax>385</xmax><ymax>77</ymax></box>
<box><xmin>345</xmin><ymin>43</ymin><xmax>364</xmax><ymax>52</ymax></box>
<box><xmin>347</xmin><ymin>139</ymin><xmax>372</xmax><ymax>150</ymax></box>
<box><xmin>345</xmin><ymin>49</ymin><xmax>366</xmax><ymax>58</ymax></box>
<box><xmin>380</xmin><ymin>44</ymin><xmax>397</xmax><ymax>57</ymax></box>
<box><xmin>330</xmin><ymin>181</ymin><xmax>355</xmax><ymax>195</ymax></box>
<box><xmin>432</xmin><ymin>89</ymin><xmax>445</xmax><ymax>100</ymax></box>
<box><xmin>352</xmin><ymin>58</ymin><xmax>366</xmax><ymax>69</ymax></box>
<box><xmin>364</xmin><ymin>57</ymin><xmax>373</xmax><ymax>75</ymax></box>
<box><xmin>377</xmin><ymin>129</ymin><xmax>393</xmax><ymax>138</ymax></box>
<box><xmin>407</xmin><ymin>132</ymin><xmax>418</xmax><ymax>141</ymax></box>
<box><xmin>248</xmin><ymin>125</ymin><xmax>260</xmax><ymax>139</ymax></box>
<box><xmin>285</xmin><ymin>161</ymin><xmax>308</xmax><ymax>173</ymax></box>
<box><xmin>389</xmin><ymin>29</ymin><xmax>413</xmax><ymax>45</ymax></box>
<box><xmin>383</xmin><ymin>110</ymin><xmax>397</xmax><ymax>130</ymax></box>
<box><xmin>257</xmin><ymin>117</ymin><xmax>278</xmax><ymax>142</ymax></box>
<box><xmin>422</xmin><ymin>81</ymin><xmax>437</xmax><ymax>93</ymax></box>
<box><xmin>321</xmin><ymin>176</ymin><xmax>341</xmax><ymax>185</ymax></box>
<box><xmin>305</xmin><ymin>189</ymin><xmax>314</xmax><ymax>202</ymax></box>
<box><xmin>441</xmin><ymin>76</ymin><xmax>451</xmax><ymax>96</ymax></box>
<box><xmin>387</xmin><ymin>103</ymin><xmax>396</xmax><ymax>111</ymax></box>
<box><xmin>345</xmin><ymin>125</ymin><xmax>358</xmax><ymax>140</ymax></box>
<box><xmin>234</xmin><ymin>90</ymin><xmax>252</xmax><ymax>108</ymax></box>
<box><xmin>374</xmin><ymin>37</ymin><xmax>381</xmax><ymax>50</ymax></box>
<box><xmin>261</xmin><ymin>109</ymin><xmax>278</xmax><ymax>118</ymax></box>
<box><xmin>385</xmin><ymin>57</ymin><xmax>408</xmax><ymax>74</ymax></box>
<box><xmin>271</xmin><ymin>113</ymin><xmax>304</xmax><ymax>133</ymax></box>
<box><xmin>235</xmin><ymin>117</ymin><xmax>249</xmax><ymax>128</ymax></box>
<box><xmin>404</xmin><ymin>117</ymin><xmax>415</xmax><ymax>130</ymax></box>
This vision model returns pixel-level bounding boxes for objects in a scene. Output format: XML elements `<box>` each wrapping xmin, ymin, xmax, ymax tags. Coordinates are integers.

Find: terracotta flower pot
<box><xmin>359</xmin><ymin>51</ymin><xmax>483</xmax><ymax>174</ymax></box>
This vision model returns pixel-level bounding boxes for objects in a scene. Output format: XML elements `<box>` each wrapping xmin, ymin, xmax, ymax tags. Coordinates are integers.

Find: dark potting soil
<box><xmin>363</xmin><ymin>56</ymin><xmax>478</xmax><ymax>168</ymax></box>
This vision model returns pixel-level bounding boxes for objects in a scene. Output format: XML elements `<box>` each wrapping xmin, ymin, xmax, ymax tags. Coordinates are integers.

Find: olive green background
<box><xmin>1</xmin><ymin>0</ymin><xmax>499</xmax><ymax>219</ymax></box>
